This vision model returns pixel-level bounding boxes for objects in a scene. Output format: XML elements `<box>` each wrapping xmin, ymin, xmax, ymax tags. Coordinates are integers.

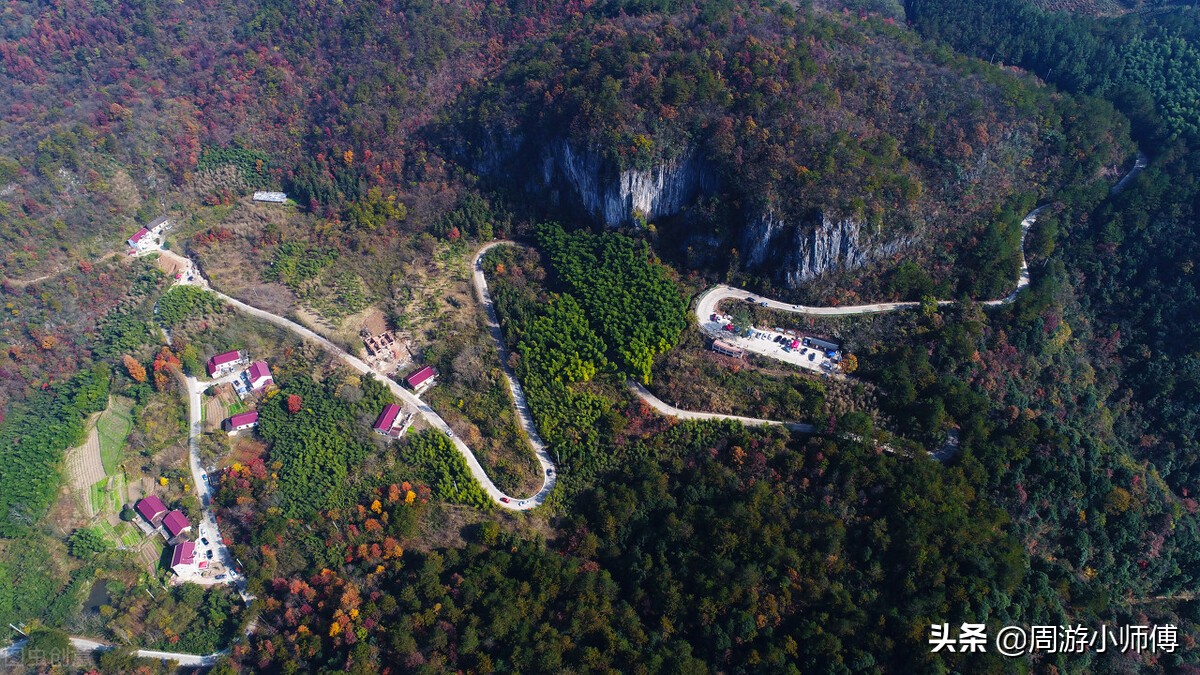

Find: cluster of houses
<box><xmin>205</xmin><ymin>349</ymin><xmax>274</xmax><ymax>435</ymax></box>
<box><xmin>371</xmin><ymin>366</ymin><xmax>437</xmax><ymax>438</ymax></box>
<box><xmin>206</xmin><ymin>345</ymin><xmax>437</xmax><ymax>440</ymax></box>
<box><xmin>208</xmin><ymin>349</ymin><xmax>274</xmax><ymax>396</ymax></box>
<box><xmin>134</xmin><ymin>495</ymin><xmax>200</xmax><ymax>576</ymax></box>
<box><xmin>126</xmin><ymin>216</ymin><xmax>170</xmax><ymax>253</ymax></box>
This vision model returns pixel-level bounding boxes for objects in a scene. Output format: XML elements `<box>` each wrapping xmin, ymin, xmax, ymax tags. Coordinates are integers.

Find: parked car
<box><xmin>215</xmin><ymin>574</ymin><xmax>227</xmax><ymax>581</ymax></box>
<box><xmin>808</xmin><ymin>353</ymin><xmax>816</xmax><ymax>361</ymax></box>
<box><xmin>760</xmin><ymin>301</ymin><xmax>768</xmax><ymax>307</ymax></box>
<box><xmin>745</xmin><ymin>296</ymin><xmax>756</xmax><ymax>303</ymax></box>
<box><xmin>500</xmin><ymin>497</ymin><xmax>511</xmax><ymax>503</ymax></box>
<box><xmin>546</xmin><ymin>468</ymin><xmax>553</xmax><ymax>476</ymax></box>
<box><xmin>206</xmin><ymin>550</ymin><xmax>214</xmax><ymax>559</ymax></box>
<box><xmin>201</xmin><ymin>537</ymin><xmax>210</xmax><ymax>546</ymax></box>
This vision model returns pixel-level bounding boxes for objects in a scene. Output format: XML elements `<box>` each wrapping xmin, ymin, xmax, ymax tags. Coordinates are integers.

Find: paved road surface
<box><xmin>472</xmin><ymin>243</ymin><xmax>557</xmax><ymax>502</ymax></box>
<box><xmin>0</xmin><ymin>636</ymin><xmax>221</xmax><ymax>667</ymax></box>
<box><xmin>182</xmin><ymin>371</ymin><xmax>243</xmax><ymax>586</ymax></box>
<box><xmin>630</xmin><ymin>381</ymin><xmax>815</xmax><ymax>433</ymax></box>
<box><xmin>693</xmin><ymin>204</ymin><xmax>1041</xmax><ymax>322</ymax></box>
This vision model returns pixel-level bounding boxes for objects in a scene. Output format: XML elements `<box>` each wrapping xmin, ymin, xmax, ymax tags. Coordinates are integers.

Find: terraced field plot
<box><xmin>96</xmin><ymin>396</ymin><xmax>134</xmax><ymax>475</ymax></box>
<box><xmin>95</xmin><ymin>519</ymin><xmax>143</xmax><ymax>549</ymax></box>
<box><xmin>64</xmin><ymin>421</ymin><xmax>105</xmax><ymax>508</ymax></box>
<box><xmin>89</xmin><ymin>473</ymin><xmax>127</xmax><ymax>515</ymax></box>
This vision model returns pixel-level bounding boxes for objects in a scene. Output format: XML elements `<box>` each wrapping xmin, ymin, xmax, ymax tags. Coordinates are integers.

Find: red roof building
<box><xmin>207</xmin><ymin>350</ymin><xmax>242</xmax><ymax>377</ymax></box>
<box><xmin>373</xmin><ymin>404</ymin><xmax>402</xmax><ymax>436</ymax></box>
<box><xmin>404</xmin><ymin>366</ymin><xmax>437</xmax><ymax>391</ymax></box>
<box><xmin>223</xmin><ymin>410</ymin><xmax>259</xmax><ymax>433</ymax></box>
<box><xmin>170</xmin><ymin>541</ymin><xmax>196</xmax><ymax>574</ymax></box>
<box><xmin>162</xmin><ymin>510</ymin><xmax>192</xmax><ymax>538</ymax></box>
<box><xmin>246</xmin><ymin>361</ymin><xmax>273</xmax><ymax>391</ymax></box>
<box><xmin>127</xmin><ymin>228</ymin><xmax>151</xmax><ymax>249</ymax></box>
<box><xmin>135</xmin><ymin>495</ymin><xmax>168</xmax><ymax>525</ymax></box>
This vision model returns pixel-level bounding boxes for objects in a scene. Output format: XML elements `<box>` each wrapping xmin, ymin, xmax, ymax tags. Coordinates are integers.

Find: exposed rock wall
<box><xmin>741</xmin><ymin>209</ymin><xmax>913</xmax><ymax>285</ymax></box>
<box><xmin>476</xmin><ymin>135</ymin><xmax>914</xmax><ymax>287</ymax></box>
<box><xmin>539</xmin><ymin>140</ymin><xmax>718</xmax><ymax>227</ymax></box>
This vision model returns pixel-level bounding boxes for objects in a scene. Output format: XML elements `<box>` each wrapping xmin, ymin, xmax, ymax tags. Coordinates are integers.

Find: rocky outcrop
<box><xmin>741</xmin><ymin>209</ymin><xmax>913</xmax><ymax>285</ymax></box>
<box><xmin>539</xmin><ymin>140</ymin><xmax>718</xmax><ymax>227</ymax></box>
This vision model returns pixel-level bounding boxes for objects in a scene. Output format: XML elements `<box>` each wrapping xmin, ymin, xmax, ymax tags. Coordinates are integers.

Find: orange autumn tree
<box><xmin>123</xmin><ymin>355</ymin><xmax>147</xmax><ymax>383</ymax></box>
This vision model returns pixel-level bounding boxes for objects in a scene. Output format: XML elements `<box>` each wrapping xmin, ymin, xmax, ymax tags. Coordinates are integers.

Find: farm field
<box><xmin>96</xmin><ymin>395</ymin><xmax>134</xmax><ymax>475</ymax></box>
<box><xmin>89</xmin><ymin>473</ymin><xmax>127</xmax><ymax>516</ymax></box>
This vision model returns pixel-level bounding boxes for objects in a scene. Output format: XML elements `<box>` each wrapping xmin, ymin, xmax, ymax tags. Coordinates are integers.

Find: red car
<box><xmin>500</xmin><ymin>497</ymin><xmax>510</xmax><ymax>503</ymax></box>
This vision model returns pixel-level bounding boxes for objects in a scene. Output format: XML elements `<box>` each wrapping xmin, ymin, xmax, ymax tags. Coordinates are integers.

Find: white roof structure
<box><xmin>252</xmin><ymin>191</ymin><xmax>288</xmax><ymax>203</ymax></box>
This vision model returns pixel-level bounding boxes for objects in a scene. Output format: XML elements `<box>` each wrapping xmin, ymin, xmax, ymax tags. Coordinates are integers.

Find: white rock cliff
<box><xmin>482</xmin><ymin>137</ymin><xmax>914</xmax><ymax>286</ymax></box>
<box><xmin>539</xmin><ymin>140</ymin><xmax>718</xmax><ymax>227</ymax></box>
<box><xmin>741</xmin><ymin>209</ymin><xmax>912</xmax><ymax>285</ymax></box>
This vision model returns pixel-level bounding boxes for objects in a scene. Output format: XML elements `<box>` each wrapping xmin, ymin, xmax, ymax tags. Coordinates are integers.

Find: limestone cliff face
<box><xmin>539</xmin><ymin>140</ymin><xmax>718</xmax><ymax>227</ymax></box>
<box><xmin>741</xmin><ymin>209</ymin><xmax>912</xmax><ymax>285</ymax></box>
<box><xmin>475</xmin><ymin>135</ymin><xmax>914</xmax><ymax>287</ymax></box>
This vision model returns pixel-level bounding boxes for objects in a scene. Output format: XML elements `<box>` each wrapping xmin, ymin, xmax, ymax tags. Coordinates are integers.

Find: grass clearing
<box><xmin>96</xmin><ymin>395</ymin><xmax>134</xmax><ymax>475</ymax></box>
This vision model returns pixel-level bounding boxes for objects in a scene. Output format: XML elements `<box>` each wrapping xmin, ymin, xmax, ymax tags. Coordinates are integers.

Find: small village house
<box><xmin>246</xmin><ymin>361</ymin><xmax>274</xmax><ymax>392</ymax></box>
<box><xmin>126</xmin><ymin>217</ymin><xmax>170</xmax><ymax>252</ymax></box>
<box><xmin>170</xmin><ymin>541</ymin><xmax>197</xmax><ymax>575</ymax></box>
<box><xmin>373</xmin><ymin>404</ymin><xmax>402</xmax><ymax>437</ymax></box>
<box><xmin>135</xmin><ymin>495</ymin><xmax>168</xmax><ymax>526</ymax></box>
<box><xmin>126</xmin><ymin>228</ymin><xmax>152</xmax><ymax>251</ymax></box>
<box><xmin>162</xmin><ymin>510</ymin><xmax>192</xmax><ymax>539</ymax></box>
<box><xmin>711</xmin><ymin>339</ymin><xmax>745</xmax><ymax>358</ymax></box>
<box><xmin>404</xmin><ymin>365</ymin><xmax>437</xmax><ymax>392</ymax></box>
<box><xmin>223</xmin><ymin>410</ymin><xmax>259</xmax><ymax>434</ymax></box>
<box><xmin>207</xmin><ymin>350</ymin><xmax>244</xmax><ymax>377</ymax></box>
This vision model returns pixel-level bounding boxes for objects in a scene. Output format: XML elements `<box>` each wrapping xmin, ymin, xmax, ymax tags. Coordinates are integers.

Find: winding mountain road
<box><xmin>145</xmin><ymin>148</ymin><xmax>1150</xmax><ymax>513</ymax></box>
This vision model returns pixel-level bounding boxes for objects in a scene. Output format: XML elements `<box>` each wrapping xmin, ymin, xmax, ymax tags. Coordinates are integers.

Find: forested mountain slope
<box><xmin>2</xmin><ymin>0</ymin><xmax>1200</xmax><ymax>673</ymax></box>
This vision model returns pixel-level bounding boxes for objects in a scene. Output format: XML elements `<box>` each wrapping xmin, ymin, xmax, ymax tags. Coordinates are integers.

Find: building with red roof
<box><xmin>207</xmin><ymin>350</ymin><xmax>243</xmax><ymax>377</ymax></box>
<box><xmin>373</xmin><ymin>404</ymin><xmax>402</xmax><ymax>436</ymax></box>
<box><xmin>162</xmin><ymin>510</ymin><xmax>192</xmax><ymax>538</ymax></box>
<box><xmin>223</xmin><ymin>410</ymin><xmax>259</xmax><ymax>434</ymax></box>
<box><xmin>127</xmin><ymin>228</ymin><xmax>152</xmax><ymax>250</ymax></box>
<box><xmin>170</xmin><ymin>541</ymin><xmax>196</xmax><ymax>574</ymax></box>
<box><xmin>246</xmin><ymin>361</ymin><xmax>273</xmax><ymax>391</ymax></box>
<box><xmin>404</xmin><ymin>366</ymin><xmax>437</xmax><ymax>391</ymax></box>
<box><xmin>135</xmin><ymin>495</ymin><xmax>168</xmax><ymax>526</ymax></box>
